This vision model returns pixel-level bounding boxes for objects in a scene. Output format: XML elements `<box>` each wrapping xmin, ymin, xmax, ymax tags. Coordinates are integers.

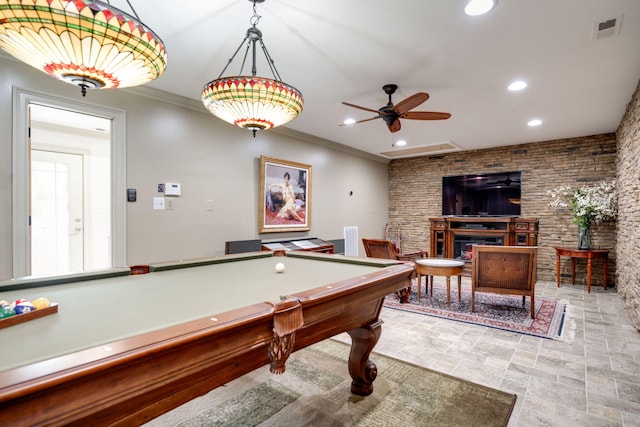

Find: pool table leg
<box><xmin>347</xmin><ymin>320</ymin><xmax>382</xmax><ymax>396</ymax></box>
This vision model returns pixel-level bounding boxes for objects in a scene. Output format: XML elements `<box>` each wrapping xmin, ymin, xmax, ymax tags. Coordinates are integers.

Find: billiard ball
<box><xmin>0</xmin><ymin>305</ymin><xmax>16</xmax><ymax>319</ymax></box>
<box><xmin>15</xmin><ymin>300</ymin><xmax>35</xmax><ymax>314</ymax></box>
<box><xmin>275</xmin><ymin>262</ymin><xmax>285</xmax><ymax>273</ymax></box>
<box><xmin>0</xmin><ymin>300</ymin><xmax>9</xmax><ymax>307</ymax></box>
<box><xmin>10</xmin><ymin>298</ymin><xmax>26</xmax><ymax>309</ymax></box>
<box><xmin>32</xmin><ymin>297</ymin><xmax>50</xmax><ymax>310</ymax></box>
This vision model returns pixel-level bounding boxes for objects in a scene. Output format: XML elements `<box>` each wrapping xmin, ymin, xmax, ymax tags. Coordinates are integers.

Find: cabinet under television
<box><xmin>429</xmin><ymin>217</ymin><xmax>538</xmax><ymax>266</ymax></box>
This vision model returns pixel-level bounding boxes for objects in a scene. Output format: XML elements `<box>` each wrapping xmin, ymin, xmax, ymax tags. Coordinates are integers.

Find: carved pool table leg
<box><xmin>347</xmin><ymin>320</ymin><xmax>382</xmax><ymax>396</ymax></box>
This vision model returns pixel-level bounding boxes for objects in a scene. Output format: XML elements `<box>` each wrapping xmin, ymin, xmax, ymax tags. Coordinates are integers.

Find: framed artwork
<box><xmin>259</xmin><ymin>156</ymin><xmax>312</xmax><ymax>233</ymax></box>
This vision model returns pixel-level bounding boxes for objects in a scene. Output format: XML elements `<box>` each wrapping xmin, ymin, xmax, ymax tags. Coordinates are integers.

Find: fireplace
<box><xmin>454</xmin><ymin>235</ymin><xmax>504</xmax><ymax>262</ymax></box>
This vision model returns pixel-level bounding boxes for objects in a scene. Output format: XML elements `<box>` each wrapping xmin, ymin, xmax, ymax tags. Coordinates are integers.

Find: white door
<box><xmin>30</xmin><ymin>150</ymin><xmax>84</xmax><ymax>276</ymax></box>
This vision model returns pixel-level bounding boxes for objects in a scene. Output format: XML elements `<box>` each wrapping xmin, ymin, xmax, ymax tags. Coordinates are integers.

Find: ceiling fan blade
<box><xmin>338</xmin><ymin>116</ymin><xmax>379</xmax><ymax>126</ymax></box>
<box><xmin>392</xmin><ymin>92</ymin><xmax>429</xmax><ymax>114</ymax></box>
<box><xmin>342</xmin><ymin>101</ymin><xmax>380</xmax><ymax>114</ymax></box>
<box><xmin>401</xmin><ymin>111</ymin><xmax>452</xmax><ymax>120</ymax></box>
<box><xmin>388</xmin><ymin>119</ymin><xmax>401</xmax><ymax>133</ymax></box>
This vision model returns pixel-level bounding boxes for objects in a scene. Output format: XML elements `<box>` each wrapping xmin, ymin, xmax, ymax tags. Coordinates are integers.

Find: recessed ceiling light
<box><xmin>528</xmin><ymin>119</ymin><xmax>542</xmax><ymax>127</ymax></box>
<box><xmin>508</xmin><ymin>80</ymin><xmax>527</xmax><ymax>91</ymax></box>
<box><xmin>394</xmin><ymin>140</ymin><xmax>407</xmax><ymax>147</ymax></box>
<box><xmin>465</xmin><ymin>0</ymin><xmax>497</xmax><ymax>16</ymax></box>
<box><xmin>343</xmin><ymin>118</ymin><xmax>356</xmax><ymax>125</ymax></box>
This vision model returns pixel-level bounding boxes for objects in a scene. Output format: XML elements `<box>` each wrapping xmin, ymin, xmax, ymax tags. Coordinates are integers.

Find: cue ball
<box><xmin>275</xmin><ymin>262</ymin><xmax>285</xmax><ymax>273</ymax></box>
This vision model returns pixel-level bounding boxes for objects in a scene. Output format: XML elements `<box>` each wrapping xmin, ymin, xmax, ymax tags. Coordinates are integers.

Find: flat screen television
<box><xmin>442</xmin><ymin>171</ymin><xmax>521</xmax><ymax>216</ymax></box>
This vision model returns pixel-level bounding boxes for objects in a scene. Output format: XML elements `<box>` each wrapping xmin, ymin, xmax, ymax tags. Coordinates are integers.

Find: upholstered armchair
<box><xmin>471</xmin><ymin>245</ymin><xmax>538</xmax><ymax>319</ymax></box>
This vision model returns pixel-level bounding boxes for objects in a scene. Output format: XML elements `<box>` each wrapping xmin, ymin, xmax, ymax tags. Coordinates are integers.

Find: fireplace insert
<box><xmin>454</xmin><ymin>235</ymin><xmax>504</xmax><ymax>261</ymax></box>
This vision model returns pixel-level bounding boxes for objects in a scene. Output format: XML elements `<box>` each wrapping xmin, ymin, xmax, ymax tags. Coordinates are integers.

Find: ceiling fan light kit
<box><xmin>341</xmin><ymin>83</ymin><xmax>451</xmax><ymax>133</ymax></box>
<box><xmin>0</xmin><ymin>0</ymin><xmax>167</xmax><ymax>96</ymax></box>
<box><xmin>201</xmin><ymin>0</ymin><xmax>303</xmax><ymax>136</ymax></box>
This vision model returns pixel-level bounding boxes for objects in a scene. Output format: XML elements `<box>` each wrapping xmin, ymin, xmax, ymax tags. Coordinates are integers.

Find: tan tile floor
<box><xmin>335</xmin><ymin>279</ymin><xmax>640</xmax><ymax>426</ymax></box>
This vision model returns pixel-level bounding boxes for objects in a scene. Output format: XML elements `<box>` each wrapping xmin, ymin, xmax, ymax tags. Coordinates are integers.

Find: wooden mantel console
<box><xmin>429</xmin><ymin>217</ymin><xmax>538</xmax><ymax>268</ymax></box>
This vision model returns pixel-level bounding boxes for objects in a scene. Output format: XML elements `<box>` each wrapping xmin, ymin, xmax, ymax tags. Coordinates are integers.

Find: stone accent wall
<box><xmin>616</xmin><ymin>79</ymin><xmax>640</xmax><ymax>330</ymax></box>
<box><xmin>388</xmin><ymin>134</ymin><xmax>617</xmax><ymax>286</ymax></box>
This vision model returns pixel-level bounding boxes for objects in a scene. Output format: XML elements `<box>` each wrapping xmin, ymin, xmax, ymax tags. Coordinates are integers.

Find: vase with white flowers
<box><xmin>546</xmin><ymin>179</ymin><xmax>617</xmax><ymax>249</ymax></box>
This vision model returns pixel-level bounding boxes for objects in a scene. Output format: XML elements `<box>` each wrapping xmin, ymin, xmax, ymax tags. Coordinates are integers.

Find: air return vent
<box><xmin>380</xmin><ymin>141</ymin><xmax>460</xmax><ymax>159</ymax></box>
<box><xmin>593</xmin><ymin>16</ymin><xmax>622</xmax><ymax>40</ymax></box>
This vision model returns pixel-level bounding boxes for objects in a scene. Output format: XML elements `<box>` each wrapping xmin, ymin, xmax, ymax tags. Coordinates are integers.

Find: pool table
<box><xmin>0</xmin><ymin>251</ymin><xmax>413</xmax><ymax>426</ymax></box>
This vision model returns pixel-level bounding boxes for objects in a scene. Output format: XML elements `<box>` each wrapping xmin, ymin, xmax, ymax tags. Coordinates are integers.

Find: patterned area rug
<box><xmin>145</xmin><ymin>340</ymin><xmax>516</xmax><ymax>427</ymax></box>
<box><xmin>385</xmin><ymin>279</ymin><xmax>566</xmax><ymax>340</ymax></box>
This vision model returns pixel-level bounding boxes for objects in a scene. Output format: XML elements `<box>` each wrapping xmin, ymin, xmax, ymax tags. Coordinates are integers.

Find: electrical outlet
<box><xmin>166</xmin><ymin>199</ymin><xmax>175</xmax><ymax>210</ymax></box>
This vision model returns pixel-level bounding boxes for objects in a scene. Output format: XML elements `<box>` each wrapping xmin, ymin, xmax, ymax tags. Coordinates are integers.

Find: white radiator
<box><xmin>344</xmin><ymin>226</ymin><xmax>358</xmax><ymax>256</ymax></box>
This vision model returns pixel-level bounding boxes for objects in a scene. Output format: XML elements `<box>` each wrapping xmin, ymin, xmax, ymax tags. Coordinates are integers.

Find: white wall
<box><xmin>0</xmin><ymin>55</ymin><xmax>390</xmax><ymax>278</ymax></box>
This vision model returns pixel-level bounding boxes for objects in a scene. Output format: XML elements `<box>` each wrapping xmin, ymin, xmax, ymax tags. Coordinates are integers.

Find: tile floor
<box><xmin>334</xmin><ymin>279</ymin><xmax>640</xmax><ymax>426</ymax></box>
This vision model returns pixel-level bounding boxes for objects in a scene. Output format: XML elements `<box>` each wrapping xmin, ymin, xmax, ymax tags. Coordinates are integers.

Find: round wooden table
<box><xmin>415</xmin><ymin>259</ymin><xmax>465</xmax><ymax>305</ymax></box>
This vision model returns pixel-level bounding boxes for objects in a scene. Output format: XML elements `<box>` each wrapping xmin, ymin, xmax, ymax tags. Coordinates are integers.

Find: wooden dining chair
<box><xmin>361</xmin><ymin>238</ymin><xmax>427</xmax><ymax>262</ymax></box>
<box><xmin>362</xmin><ymin>238</ymin><xmax>427</xmax><ymax>303</ymax></box>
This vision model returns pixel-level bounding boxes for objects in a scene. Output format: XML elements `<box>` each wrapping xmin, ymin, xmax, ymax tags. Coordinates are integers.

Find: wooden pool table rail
<box><xmin>0</xmin><ymin>252</ymin><xmax>413</xmax><ymax>426</ymax></box>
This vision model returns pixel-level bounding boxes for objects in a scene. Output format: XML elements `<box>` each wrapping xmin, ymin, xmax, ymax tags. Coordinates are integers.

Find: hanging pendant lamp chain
<box><xmin>250</xmin><ymin>0</ymin><xmax>261</xmax><ymax>27</ymax></box>
<box><xmin>215</xmin><ymin>0</ymin><xmax>284</xmax><ymax>82</ymax></box>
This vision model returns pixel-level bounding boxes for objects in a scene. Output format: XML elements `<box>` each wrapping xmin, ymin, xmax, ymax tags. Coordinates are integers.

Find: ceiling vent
<box><xmin>593</xmin><ymin>16</ymin><xmax>622</xmax><ymax>40</ymax></box>
<box><xmin>380</xmin><ymin>141</ymin><xmax>460</xmax><ymax>159</ymax></box>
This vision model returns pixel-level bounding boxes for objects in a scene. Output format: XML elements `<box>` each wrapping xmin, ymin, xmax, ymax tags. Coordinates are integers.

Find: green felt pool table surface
<box><xmin>0</xmin><ymin>251</ymin><xmax>412</xmax><ymax>427</ymax></box>
<box><xmin>0</xmin><ymin>251</ymin><xmax>396</xmax><ymax>371</ymax></box>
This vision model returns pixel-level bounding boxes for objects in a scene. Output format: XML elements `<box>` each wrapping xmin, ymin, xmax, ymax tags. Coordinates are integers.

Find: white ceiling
<box><xmin>38</xmin><ymin>1</ymin><xmax>640</xmax><ymax>159</ymax></box>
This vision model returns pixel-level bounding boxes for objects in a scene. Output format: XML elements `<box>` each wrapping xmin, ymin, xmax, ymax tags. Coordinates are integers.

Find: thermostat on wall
<box><xmin>165</xmin><ymin>182</ymin><xmax>181</xmax><ymax>196</ymax></box>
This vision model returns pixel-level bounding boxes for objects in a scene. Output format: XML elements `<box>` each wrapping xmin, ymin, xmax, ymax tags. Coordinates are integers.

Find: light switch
<box><xmin>153</xmin><ymin>197</ymin><xmax>165</xmax><ymax>210</ymax></box>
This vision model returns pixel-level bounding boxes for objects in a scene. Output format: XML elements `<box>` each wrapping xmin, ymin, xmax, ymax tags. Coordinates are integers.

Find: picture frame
<box><xmin>259</xmin><ymin>156</ymin><xmax>312</xmax><ymax>233</ymax></box>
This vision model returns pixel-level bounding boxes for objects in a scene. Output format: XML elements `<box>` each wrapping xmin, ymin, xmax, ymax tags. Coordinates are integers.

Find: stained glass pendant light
<box><xmin>201</xmin><ymin>0</ymin><xmax>303</xmax><ymax>136</ymax></box>
<box><xmin>0</xmin><ymin>0</ymin><xmax>167</xmax><ymax>96</ymax></box>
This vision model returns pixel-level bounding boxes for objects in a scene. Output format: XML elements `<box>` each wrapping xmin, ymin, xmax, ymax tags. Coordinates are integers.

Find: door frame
<box><xmin>12</xmin><ymin>88</ymin><xmax>127</xmax><ymax>277</ymax></box>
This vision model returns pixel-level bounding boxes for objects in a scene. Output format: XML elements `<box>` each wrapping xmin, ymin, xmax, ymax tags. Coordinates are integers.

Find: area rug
<box><xmin>385</xmin><ymin>280</ymin><xmax>566</xmax><ymax>340</ymax></box>
<box><xmin>145</xmin><ymin>339</ymin><xmax>516</xmax><ymax>427</ymax></box>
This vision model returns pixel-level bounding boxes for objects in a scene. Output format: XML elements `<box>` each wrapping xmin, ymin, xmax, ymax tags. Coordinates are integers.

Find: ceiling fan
<box><xmin>341</xmin><ymin>84</ymin><xmax>451</xmax><ymax>133</ymax></box>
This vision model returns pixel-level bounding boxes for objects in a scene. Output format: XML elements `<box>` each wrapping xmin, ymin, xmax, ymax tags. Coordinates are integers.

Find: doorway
<box><xmin>12</xmin><ymin>89</ymin><xmax>127</xmax><ymax>278</ymax></box>
<box><xmin>29</xmin><ymin>104</ymin><xmax>112</xmax><ymax>276</ymax></box>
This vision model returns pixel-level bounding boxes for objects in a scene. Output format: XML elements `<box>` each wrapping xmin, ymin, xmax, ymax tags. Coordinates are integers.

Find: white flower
<box><xmin>546</xmin><ymin>179</ymin><xmax>617</xmax><ymax>227</ymax></box>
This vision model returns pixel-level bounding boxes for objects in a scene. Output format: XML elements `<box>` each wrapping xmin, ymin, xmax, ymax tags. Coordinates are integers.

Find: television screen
<box><xmin>442</xmin><ymin>171</ymin><xmax>521</xmax><ymax>216</ymax></box>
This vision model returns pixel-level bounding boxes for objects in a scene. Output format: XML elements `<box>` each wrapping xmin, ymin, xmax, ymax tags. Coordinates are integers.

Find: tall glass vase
<box><xmin>578</xmin><ymin>224</ymin><xmax>591</xmax><ymax>250</ymax></box>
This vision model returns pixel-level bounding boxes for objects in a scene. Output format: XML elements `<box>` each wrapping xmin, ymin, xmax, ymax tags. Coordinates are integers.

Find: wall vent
<box><xmin>344</xmin><ymin>226</ymin><xmax>358</xmax><ymax>256</ymax></box>
<box><xmin>380</xmin><ymin>141</ymin><xmax>460</xmax><ymax>159</ymax></box>
<box><xmin>593</xmin><ymin>16</ymin><xmax>622</xmax><ymax>40</ymax></box>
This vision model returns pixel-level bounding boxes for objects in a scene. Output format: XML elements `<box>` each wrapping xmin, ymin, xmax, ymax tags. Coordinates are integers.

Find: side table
<box><xmin>415</xmin><ymin>259</ymin><xmax>465</xmax><ymax>305</ymax></box>
<box><xmin>555</xmin><ymin>247</ymin><xmax>609</xmax><ymax>293</ymax></box>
